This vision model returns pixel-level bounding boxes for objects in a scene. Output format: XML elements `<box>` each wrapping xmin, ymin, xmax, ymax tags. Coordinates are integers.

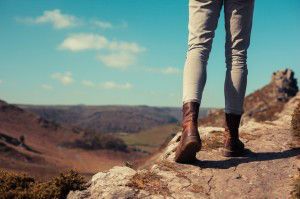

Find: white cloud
<box><xmin>59</xmin><ymin>33</ymin><xmax>108</xmax><ymax>52</ymax></box>
<box><xmin>0</xmin><ymin>80</ymin><xmax>3</xmax><ymax>85</ymax></box>
<box><xmin>82</xmin><ymin>80</ymin><xmax>95</xmax><ymax>87</ymax></box>
<box><xmin>59</xmin><ymin>33</ymin><xmax>145</xmax><ymax>53</ymax></box>
<box><xmin>82</xmin><ymin>80</ymin><xmax>132</xmax><ymax>90</ymax></box>
<box><xmin>145</xmin><ymin>66</ymin><xmax>181</xmax><ymax>75</ymax></box>
<box><xmin>59</xmin><ymin>33</ymin><xmax>145</xmax><ymax>68</ymax></box>
<box><xmin>51</xmin><ymin>71</ymin><xmax>74</xmax><ymax>85</ymax></box>
<box><xmin>108</xmin><ymin>41</ymin><xmax>145</xmax><ymax>53</ymax></box>
<box><xmin>41</xmin><ymin>84</ymin><xmax>53</xmax><ymax>90</ymax></box>
<box><xmin>92</xmin><ymin>20</ymin><xmax>113</xmax><ymax>29</ymax></box>
<box><xmin>161</xmin><ymin>66</ymin><xmax>181</xmax><ymax>74</ymax></box>
<box><xmin>96</xmin><ymin>52</ymin><xmax>136</xmax><ymax>69</ymax></box>
<box><xmin>100</xmin><ymin>81</ymin><xmax>132</xmax><ymax>90</ymax></box>
<box><xmin>17</xmin><ymin>9</ymin><xmax>79</xmax><ymax>29</ymax></box>
<box><xmin>92</xmin><ymin>19</ymin><xmax>128</xmax><ymax>30</ymax></box>
<box><xmin>17</xmin><ymin>11</ymin><xmax>128</xmax><ymax>31</ymax></box>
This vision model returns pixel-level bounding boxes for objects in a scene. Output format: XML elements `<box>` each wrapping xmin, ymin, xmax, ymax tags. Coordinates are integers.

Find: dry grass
<box><xmin>291</xmin><ymin>171</ymin><xmax>300</xmax><ymax>199</ymax></box>
<box><xmin>0</xmin><ymin>169</ymin><xmax>87</xmax><ymax>199</ymax></box>
<box><xmin>126</xmin><ymin>170</ymin><xmax>170</xmax><ymax>196</ymax></box>
<box><xmin>290</xmin><ymin>100</ymin><xmax>300</xmax><ymax>149</ymax></box>
<box><xmin>291</xmin><ymin>102</ymin><xmax>300</xmax><ymax>140</ymax></box>
<box><xmin>290</xmin><ymin>102</ymin><xmax>300</xmax><ymax>198</ymax></box>
<box><xmin>202</xmin><ymin>131</ymin><xmax>224</xmax><ymax>150</ymax></box>
<box><xmin>240</xmin><ymin>132</ymin><xmax>262</xmax><ymax>142</ymax></box>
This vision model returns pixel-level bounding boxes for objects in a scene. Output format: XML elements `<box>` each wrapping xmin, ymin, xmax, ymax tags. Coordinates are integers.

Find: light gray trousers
<box><xmin>182</xmin><ymin>0</ymin><xmax>255</xmax><ymax>115</ymax></box>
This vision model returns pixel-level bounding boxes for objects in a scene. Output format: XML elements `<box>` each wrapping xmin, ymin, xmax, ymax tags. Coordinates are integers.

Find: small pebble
<box><xmin>232</xmin><ymin>173</ymin><xmax>241</xmax><ymax>179</ymax></box>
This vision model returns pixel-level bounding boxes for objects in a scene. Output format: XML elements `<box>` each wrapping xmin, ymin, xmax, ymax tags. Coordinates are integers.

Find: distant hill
<box><xmin>19</xmin><ymin>105</ymin><xmax>211</xmax><ymax>134</ymax></box>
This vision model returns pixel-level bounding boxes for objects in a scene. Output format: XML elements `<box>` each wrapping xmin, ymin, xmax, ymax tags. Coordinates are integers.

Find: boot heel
<box><xmin>184</xmin><ymin>136</ymin><xmax>202</xmax><ymax>151</ymax></box>
<box><xmin>175</xmin><ymin>136</ymin><xmax>201</xmax><ymax>163</ymax></box>
<box><xmin>221</xmin><ymin>148</ymin><xmax>245</xmax><ymax>157</ymax></box>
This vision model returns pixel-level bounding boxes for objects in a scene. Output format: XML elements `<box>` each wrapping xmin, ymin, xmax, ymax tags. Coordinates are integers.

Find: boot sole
<box><xmin>174</xmin><ymin>136</ymin><xmax>201</xmax><ymax>163</ymax></box>
<box><xmin>221</xmin><ymin>148</ymin><xmax>245</xmax><ymax>157</ymax></box>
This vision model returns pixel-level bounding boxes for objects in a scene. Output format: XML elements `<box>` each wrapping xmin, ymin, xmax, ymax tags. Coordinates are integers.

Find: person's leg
<box><xmin>176</xmin><ymin>0</ymin><xmax>223</xmax><ymax>163</ymax></box>
<box><xmin>224</xmin><ymin>0</ymin><xmax>255</xmax><ymax>114</ymax></box>
<box><xmin>222</xmin><ymin>0</ymin><xmax>255</xmax><ymax>157</ymax></box>
<box><xmin>182</xmin><ymin>0</ymin><xmax>223</xmax><ymax>106</ymax></box>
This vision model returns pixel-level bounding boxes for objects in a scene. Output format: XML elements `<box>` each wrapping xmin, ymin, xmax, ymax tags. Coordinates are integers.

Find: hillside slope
<box><xmin>200</xmin><ymin>68</ymin><xmax>298</xmax><ymax>127</ymax></box>
<box><xmin>0</xmin><ymin>100</ymin><xmax>144</xmax><ymax>180</ymax></box>
<box><xmin>68</xmin><ymin>92</ymin><xmax>300</xmax><ymax>199</ymax></box>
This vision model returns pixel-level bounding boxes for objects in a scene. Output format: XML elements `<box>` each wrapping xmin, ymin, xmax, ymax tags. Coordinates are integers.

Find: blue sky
<box><xmin>0</xmin><ymin>0</ymin><xmax>299</xmax><ymax>107</ymax></box>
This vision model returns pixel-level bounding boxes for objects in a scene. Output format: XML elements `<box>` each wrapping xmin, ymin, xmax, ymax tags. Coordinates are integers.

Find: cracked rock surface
<box><xmin>68</xmin><ymin>93</ymin><xmax>300</xmax><ymax>199</ymax></box>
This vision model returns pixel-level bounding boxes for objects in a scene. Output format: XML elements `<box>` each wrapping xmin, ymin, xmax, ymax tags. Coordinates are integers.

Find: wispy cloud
<box><xmin>0</xmin><ymin>80</ymin><xmax>3</xmax><ymax>84</ymax></box>
<box><xmin>59</xmin><ymin>33</ymin><xmax>108</xmax><ymax>52</ymax></box>
<box><xmin>82</xmin><ymin>80</ymin><xmax>132</xmax><ymax>90</ymax></box>
<box><xmin>120</xmin><ymin>21</ymin><xmax>128</xmax><ymax>29</ymax></box>
<box><xmin>100</xmin><ymin>81</ymin><xmax>133</xmax><ymax>90</ymax></box>
<box><xmin>81</xmin><ymin>80</ymin><xmax>95</xmax><ymax>87</ymax></box>
<box><xmin>51</xmin><ymin>71</ymin><xmax>74</xmax><ymax>85</ymax></box>
<box><xmin>16</xmin><ymin>9</ymin><xmax>129</xmax><ymax>31</ymax></box>
<box><xmin>16</xmin><ymin>9</ymin><xmax>79</xmax><ymax>29</ymax></box>
<box><xmin>108</xmin><ymin>41</ymin><xmax>145</xmax><ymax>53</ymax></box>
<box><xmin>59</xmin><ymin>33</ymin><xmax>145</xmax><ymax>69</ymax></box>
<box><xmin>161</xmin><ymin>66</ymin><xmax>181</xmax><ymax>74</ymax></box>
<box><xmin>41</xmin><ymin>84</ymin><xmax>53</xmax><ymax>90</ymax></box>
<box><xmin>59</xmin><ymin>33</ymin><xmax>145</xmax><ymax>53</ymax></box>
<box><xmin>92</xmin><ymin>20</ymin><xmax>113</xmax><ymax>29</ymax></box>
<box><xmin>145</xmin><ymin>66</ymin><xmax>181</xmax><ymax>75</ymax></box>
<box><xmin>96</xmin><ymin>52</ymin><xmax>136</xmax><ymax>69</ymax></box>
<box><xmin>91</xmin><ymin>19</ymin><xmax>128</xmax><ymax>30</ymax></box>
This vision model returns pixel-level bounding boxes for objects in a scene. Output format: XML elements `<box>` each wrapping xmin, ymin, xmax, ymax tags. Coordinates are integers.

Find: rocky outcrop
<box><xmin>272</xmin><ymin>68</ymin><xmax>298</xmax><ymax>102</ymax></box>
<box><xmin>68</xmin><ymin>93</ymin><xmax>300</xmax><ymax>199</ymax></box>
<box><xmin>200</xmin><ymin>68</ymin><xmax>299</xmax><ymax>127</ymax></box>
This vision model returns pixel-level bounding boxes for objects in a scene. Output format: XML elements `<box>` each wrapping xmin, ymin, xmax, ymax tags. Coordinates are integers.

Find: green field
<box><xmin>115</xmin><ymin>123</ymin><xmax>181</xmax><ymax>153</ymax></box>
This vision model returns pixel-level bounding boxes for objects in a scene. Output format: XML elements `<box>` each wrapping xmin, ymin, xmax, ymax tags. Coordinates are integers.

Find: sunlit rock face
<box><xmin>68</xmin><ymin>92</ymin><xmax>300</xmax><ymax>199</ymax></box>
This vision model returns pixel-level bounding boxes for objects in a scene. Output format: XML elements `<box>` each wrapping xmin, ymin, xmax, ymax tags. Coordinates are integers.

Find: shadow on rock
<box><xmin>192</xmin><ymin>148</ymin><xmax>300</xmax><ymax>169</ymax></box>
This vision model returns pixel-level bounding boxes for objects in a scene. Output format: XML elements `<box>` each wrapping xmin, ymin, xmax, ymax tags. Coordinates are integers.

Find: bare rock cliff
<box><xmin>68</xmin><ymin>92</ymin><xmax>300</xmax><ymax>198</ymax></box>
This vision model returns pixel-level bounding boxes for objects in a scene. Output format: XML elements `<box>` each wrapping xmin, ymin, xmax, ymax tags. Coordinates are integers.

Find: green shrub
<box><xmin>0</xmin><ymin>169</ymin><xmax>35</xmax><ymax>199</ymax></box>
<box><xmin>0</xmin><ymin>169</ymin><xmax>87</xmax><ymax>199</ymax></box>
<box><xmin>61</xmin><ymin>133</ymin><xmax>128</xmax><ymax>152</ymax></box>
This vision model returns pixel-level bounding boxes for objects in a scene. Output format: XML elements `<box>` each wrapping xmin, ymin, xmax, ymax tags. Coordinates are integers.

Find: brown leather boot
<box><xmin>222</xmin><ymin>113</ymin><xmax>245</xmax><ymax>157</ymax></box>
<box><xmin>174</xmin><ymin>101</ymin><xmax>202</xmax><ymax>163</ymax></box>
